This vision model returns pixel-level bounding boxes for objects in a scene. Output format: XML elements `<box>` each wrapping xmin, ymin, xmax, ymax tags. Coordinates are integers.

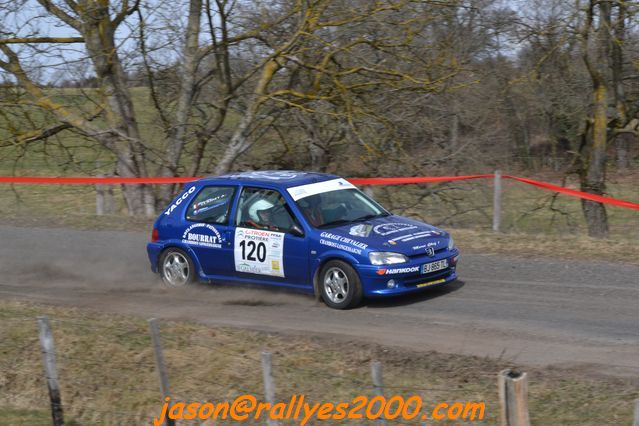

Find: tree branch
<box><xmin>0</xmin><ymin>37</ymin><xmax>84</xmax><ymax>44</ymax></box>
<box><xmin>36</xmin><ymin>0</ymin><xmax>81</xmax><ymax>29</ymax></box>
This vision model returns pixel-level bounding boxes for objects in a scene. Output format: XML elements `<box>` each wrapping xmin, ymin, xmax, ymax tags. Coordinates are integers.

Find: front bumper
<box><xmin>356</xmin><ymin>249</ymin><xmax>460</xmax><ymax>297</ymax></box>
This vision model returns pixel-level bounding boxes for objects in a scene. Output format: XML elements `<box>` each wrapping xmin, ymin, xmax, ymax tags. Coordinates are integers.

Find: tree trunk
<box><xmin>158</xmin><ymin>0</ymin><xmax>203</xmax><ymax>206</ymax></box>
<box><xmin>116</xmin><ymin>158</ymin><xmax>147</xmax><ymax>216</ymax></box>
<box><xmin>579</xmin><ymin>0</ymin><xmax>610</xmax><ymax>239</ymax></box>
<box><xmin>214</xmin><ymin>60</ymin><xmax>279</xmax><ymax>174</ymax></box>
<box><xmin>82</xmin><ymin>6</ymin><xmax>155</xmax><ymax>216</ymax></box>
<box><xmin>581</xmin><ymin>83</ymin><xmax>609</xmax><ymax>238</ymax></box>
<box><xmin>609</xmin><ymin>0</ymin><xmax>633</xmax><ymax>172</ymax></box>
<box><xmin>616</xmin><ymin>132</ymin><xmax>632</xmax><ymax>170</ymax></box>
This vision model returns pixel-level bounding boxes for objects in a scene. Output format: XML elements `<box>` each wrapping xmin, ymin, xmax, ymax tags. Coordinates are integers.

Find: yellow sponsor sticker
<box><xmin>416</xmin><ymin>278</ymin><xmax>446</xmax><ymax>288</ymax></box>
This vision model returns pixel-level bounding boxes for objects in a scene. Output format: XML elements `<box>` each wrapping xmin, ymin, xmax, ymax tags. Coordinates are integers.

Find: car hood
<box><xmin>319</xmin><ymin>215</ymin><xmax>449</xmax><ymax>256</ymax></box>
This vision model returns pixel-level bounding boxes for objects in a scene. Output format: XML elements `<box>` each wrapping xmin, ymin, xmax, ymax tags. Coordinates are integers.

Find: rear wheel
<box><xmin>319</xmin><ymin>260</ymin><xmax>363</xmax><ymax>309</ymax></box>
<box><xmin>159</xmin><ymin>248</ymin><xmax>197</xmax><ymax>287</ymax></box>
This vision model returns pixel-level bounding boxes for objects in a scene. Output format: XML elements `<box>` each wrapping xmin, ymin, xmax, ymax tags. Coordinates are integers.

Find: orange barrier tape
<box><xmin>0</xmin><ymin>174</ymin><xmax>638</xmax><ymax>210</ymax></box>
<box><xmin>347</xmin><ymin>175</ymin><xmax>494</xmax><ymax>185</ymax></box>
<box><xmin>0</xmin><ymin>176</ymin><xmax>199</xmax><ymax>184</ymax></box>
<box><xmin>503</xmin><ymin>175</ymin><xmax>639</xmax><ymax>211</ymax></box>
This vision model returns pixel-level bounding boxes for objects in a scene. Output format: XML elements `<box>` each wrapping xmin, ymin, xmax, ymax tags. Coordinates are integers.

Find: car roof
<box><xmin>196</xmin><ymin>170</ymin><xmax>340</xmax><ymax>189</ymax></box>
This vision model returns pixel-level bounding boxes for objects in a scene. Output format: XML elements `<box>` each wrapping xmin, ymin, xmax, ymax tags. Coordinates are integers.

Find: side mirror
<box><xmin>289</xmin><ymin>224</ymin><xmax>304</xmax><ymax>238</ymax></box>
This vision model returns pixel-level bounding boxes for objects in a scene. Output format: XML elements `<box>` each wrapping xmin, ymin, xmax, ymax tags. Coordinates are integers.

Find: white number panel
<box><xmin>234</xmin><ymin>228</ymin><xmax>285</xmax><ymax>277</ymax></box>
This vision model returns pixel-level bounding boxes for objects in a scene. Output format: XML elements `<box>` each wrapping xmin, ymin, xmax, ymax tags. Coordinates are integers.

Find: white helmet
<box><xmin>248</xmin><ymin>198</ymin><xmax>275</xmax><ymax>222</ymax></box>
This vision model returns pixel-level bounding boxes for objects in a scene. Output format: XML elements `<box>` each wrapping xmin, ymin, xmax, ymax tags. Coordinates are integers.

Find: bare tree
<box><xmin>1</xmin><ymin>0</ymin><xmax>466</xmax><ymax>214</ymax></box>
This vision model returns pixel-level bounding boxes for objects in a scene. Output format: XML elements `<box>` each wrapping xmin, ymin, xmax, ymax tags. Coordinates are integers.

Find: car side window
<box><xmin>236</xmin><ymin>187</ymin><xmax>301</xmax><ymax>234</ymax></box>
<box><xmin>186</xmin><ymin>186</ymin><xmax>235</xmax><ymax>224</ymax></box>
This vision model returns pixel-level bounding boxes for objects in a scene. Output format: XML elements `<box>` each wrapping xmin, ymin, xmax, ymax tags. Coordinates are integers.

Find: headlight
<box><xmin>447</xmin><ymin>236</ymin><xmax>455</xmax><ymax>251</ymax></box>
<box><xmin>369</xmin><ymin>252</ymin><xmax>408</xmax><ymax>265</ymax></box>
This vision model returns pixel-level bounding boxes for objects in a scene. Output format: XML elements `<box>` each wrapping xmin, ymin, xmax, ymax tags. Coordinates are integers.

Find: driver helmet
<box><xmin>248</xmin><ymin>198</ymin><xmax>275</xmax><ymax>222</ymax></box>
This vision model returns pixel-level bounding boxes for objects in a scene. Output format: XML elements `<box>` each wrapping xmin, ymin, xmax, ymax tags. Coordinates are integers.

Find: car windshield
<box><xmin>295</xmin><ymin>188</ymin><xmax>389</xmax><ymax>228</ymax></box>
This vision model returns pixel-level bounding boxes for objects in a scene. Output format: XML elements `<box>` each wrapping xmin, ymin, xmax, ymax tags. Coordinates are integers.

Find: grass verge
<box><xmin>0</xmin><ymin>300</ymin><xmax>637</xmax><ymax>425</ymax></box>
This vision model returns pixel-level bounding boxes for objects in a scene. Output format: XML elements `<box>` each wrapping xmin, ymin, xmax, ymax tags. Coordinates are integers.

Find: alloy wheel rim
<box><xmin>324</xmin><ymin>267</ymin><xmax>349</xmax><ymax>303</ymax></box>
<box><xmin>163</xmin><ymin>252</ymin><xmax>190</xmax><ymax>286</ymax></box>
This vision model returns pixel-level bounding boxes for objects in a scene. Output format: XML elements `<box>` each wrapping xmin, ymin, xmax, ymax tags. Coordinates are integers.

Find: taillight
<box><xmin>151</xmin><ymin>228</ymin><xmax>159</xmax><ymax>242</ymax></box>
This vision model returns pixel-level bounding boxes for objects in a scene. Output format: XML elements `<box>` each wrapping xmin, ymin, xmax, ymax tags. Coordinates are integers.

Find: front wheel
<box><xmin>159</xmin><ymin>248</ymin><xmax>197</xmax><ymax>287</ymax></box>
<box><xmin>319</xmin><ymin>260</ymin><xmax>363</xmax><ymax>309</ymax></box>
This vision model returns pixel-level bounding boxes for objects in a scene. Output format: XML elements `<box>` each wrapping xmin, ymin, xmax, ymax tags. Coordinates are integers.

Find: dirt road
<box><xmin>1</xmin><ymin>225</ymin><xmax>638</xmax><ymax>377</ymax></box>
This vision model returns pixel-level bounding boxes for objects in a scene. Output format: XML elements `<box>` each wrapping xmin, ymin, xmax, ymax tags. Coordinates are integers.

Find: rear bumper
<box><xmin>357</xmin><ymin>249</ymin><xmax>459</xmax><ymax>297</ymax></box>
<box><xmin>147</xmin><ymin>242</ymin><xmax>163</xmax><ymax>273</ymax></box>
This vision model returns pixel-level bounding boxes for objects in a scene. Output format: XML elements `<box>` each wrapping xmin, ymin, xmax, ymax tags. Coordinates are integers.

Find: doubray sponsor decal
<box><xmin>165</xmin><ymin>186</ymin><xmax>196</xmax><ymax>215</ymax></box>
<box><xmin>319</xmin><ymin>232</ymin><xmax>368</xmax><ymax>255</ymax></box>
<box><xmin>376</xmin><ymin>266</ymin><xmax>420</xmax><ymax>275</ymax></box>
<box><xmin>373</xmin><ymin>222</ymin><xmax>418</xmax><ymax>236</ymax></box>
<box><xmin>182</xmin><ymin>223</ymin><xmax>223</xmax><ymax>248</ymax></box>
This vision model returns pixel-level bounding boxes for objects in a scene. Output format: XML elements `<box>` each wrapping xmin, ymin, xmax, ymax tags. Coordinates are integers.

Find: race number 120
<box><xmin>234</xmin><ymin>228</ymin><xmax>285</xmax><ymax>277</ymax></box>
<box><xmin>239</xmin><ymin>240</ymin><xmax>267</xmax><ymax>262</ymax></box>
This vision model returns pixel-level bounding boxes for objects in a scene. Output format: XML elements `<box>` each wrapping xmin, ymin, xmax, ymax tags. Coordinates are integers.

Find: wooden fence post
<box><xmin>96</xmin><ymin>172</ymin><xmax>105</xmax><ymax>216</ymax></box>
<box><xmin>371</xmin><ymin>361</ymin><xmax>387</xmax><ymax>426</ymax></box>
<box><xmin>37</xmin><ymin>316</ymin><xmax>65</xmax><ymax>426</ymax></box>
<box><xmin>261</xmin><ymin>352</ymin><xmax>280</xmax><ymax>426</ymax></box>
<box><xmin>498</xmin><ymin>369</ymin><xmax>530</xmax><ymax>426</ymax></box>
<box><xmin>493</xmin><ymin>170</ymin><xmax>502</xmax><ymax>232</ymax></box>
<box><xmin>633</xmin><ymin>399</ymin><xmax>639</xmax><ymax>426</ymax></box>
<box><xmin>104</xmin><ymin>183</ymin><xmax>114</xmax><ymax>214</ymax></box>
<box><xmin>149</xmin><ymin>318</ymin><xmax>175</xmax><ymax>426</ymax></box>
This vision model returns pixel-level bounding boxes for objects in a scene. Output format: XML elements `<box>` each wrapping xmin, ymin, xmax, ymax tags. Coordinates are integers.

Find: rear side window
<box><xmin>186</xmin><ymin>186</ymin><xmax>235</xmax><ymax>224</ymax></box>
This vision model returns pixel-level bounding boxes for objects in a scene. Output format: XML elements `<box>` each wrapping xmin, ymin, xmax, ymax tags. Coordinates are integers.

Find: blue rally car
<box><xmin>147</xmin><ymin>171</ymin><xmax>459</xmax><ymax>309</ymax></box>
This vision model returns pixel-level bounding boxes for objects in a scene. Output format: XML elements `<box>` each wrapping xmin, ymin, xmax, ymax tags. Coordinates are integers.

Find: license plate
<box><xmin>422</xmin><ymin>259</ymin><xmax>448</xmax><ymax>274</ymax></box>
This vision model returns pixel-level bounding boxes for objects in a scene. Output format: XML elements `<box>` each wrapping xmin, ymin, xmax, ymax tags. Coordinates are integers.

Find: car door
<box><xmin>182</xmin><ymin>185</ymin><xmax>238</xmax><ymax>277</ymax></box>
<box><xmin>233</xmin><ymin>186</ymin><xmax>310</xmax><ymax>286</ymax></box>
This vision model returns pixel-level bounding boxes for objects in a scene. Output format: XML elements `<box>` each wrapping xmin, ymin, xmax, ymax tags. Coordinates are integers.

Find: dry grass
<box><xmin>453</xmin><ymin>228</ymin><xmax>639</xmax><ymax>265</ymax></box>
<box><xmin>0</xmin><ymin>300</ymin><xmax>637</xmax><ymax>425</ymax></box>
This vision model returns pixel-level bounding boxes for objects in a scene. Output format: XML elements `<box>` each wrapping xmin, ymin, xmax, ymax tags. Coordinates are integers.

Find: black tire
<box><xmin>159</xmin><ymin>248</ymin><xmax>197</xmax><ymax>287</ymax></box>
<box><xmin>319</xmin><ymin>260</ymin><xmax>363</xmax><ymax>309</ymax></box>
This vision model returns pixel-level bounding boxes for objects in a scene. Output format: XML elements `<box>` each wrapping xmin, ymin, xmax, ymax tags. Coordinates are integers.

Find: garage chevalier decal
<box><xmin>319</xmin><ymin>232</ymin><xmax>368</xmax><ymax>255</ymax></box>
